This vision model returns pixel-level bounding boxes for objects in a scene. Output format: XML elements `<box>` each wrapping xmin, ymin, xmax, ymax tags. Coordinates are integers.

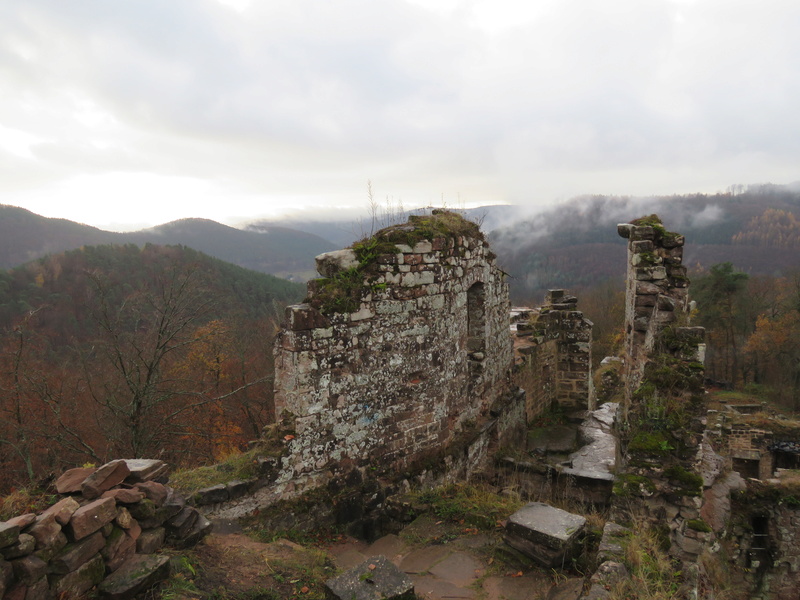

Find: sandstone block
<box><xmin>82</xmin><ymin>460</ymin><xmax>131</xmax><ymax>499</ymax></box>
<box><xmin>50</xmin><ymin>553</ymin><xmax>105</xmax><ymax>599</ymax></box>
<box><xmin>101</xmin><ymin>488</ymin><xmax>145</xmax><ymax>504</ymax></box>
<box><xmin>56</xmin><ymin>467</ymin><xmax>97</xmax><ymax>494</ymax></box>
<box><xmin>51</xmin><ymin>531</ymin><xmax>105</xmax><ymax>575</ymax></box>
<box><xmin>42</xmin><ymin>497</ymin><xmax>81</xmax><ymax>525</ymax></box>
<box><xmin>1</xmin><ymin>533</ymin><xmax>35</xmax><ymax>560</ymax></box>
<box><xmin>285</xmin><ymin>303</ymin><xmax>330</xmax><ymax>331</ymax></box>
<box><xmin>165</xmin><ymin>507</ymin><xmax>199</xmax><ymax>540</ymax></box>
<box><xmin>325</xmin><ymin>555</ymin><xmax>414</xmax><ymax>600</ymax></box>
<box><xmin>5</xmin><ymin>514</ymin><xmax>36</xmax><ymax>530</ymax></box>
<box><xmin>122</xmin><ymin>459</ymin><xmax>168</xmax><ymax>483</ymax></box>
<box><xmin>98</xmin><ymin>553</ymin><xmax>171</xmax><ymax>600</ymax></box>
<box><xmin>133</xmin><ymin>481</ymin><xmax>169</xmax><ymax>507</ymax></box>
<box><xmin>192</xmin><ymin>484</ymin><xmax>228</xmax><ymax>506</ymax></box>
<box><xmin>0</xmin><ymin>558</ymin><xmax>12</xmax><ymax>596</ymax></box>
<box><xmin>0</xmin><ymin>522</ymin><xmax>20</xmax><ymax>549</ymax></box>
<box><xmin>69</xmin><ymin>497</ymin><xmax>118</xmax><ymax>541</ymax></box>
<box><xmin>115</xmin><ymin>507</ymin><xmax>134</xmax><ymax>530</ymax></box>
<box><xmin>136</xmin><ymin>528</ymin><xmax>165</xmax><ymax>554</ymax></box>
<box><xmin>101</xmin><ymin>528</ymin><xmax>137</xmax><ymax>572</ymax></box>
<box><xmin>316</xmin><ymin>249</ymin><xmax>359</xmax><ymax>278</ymax></box>
<box><xmin>11</xmin><ymin>554</ymin><xmax>47</xmax><ymax>584</ymax></box>
<box><xmin>28</xmin><ymin>513</ymin><xmax>67</xmax><ymax>558</ymax></box>
<box><xmin>504</xmin><ymin>503</ymin><xmax>587</xmax><ymax>568</ymax></box>
<box><xmin>172</xmin><ymin>514</ymin><xmax>212</xmax><ymax>549</ymax></box>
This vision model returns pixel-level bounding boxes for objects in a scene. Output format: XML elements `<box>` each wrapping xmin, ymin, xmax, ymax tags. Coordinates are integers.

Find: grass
<box><xmin>607</xmin><ymin>521</ymin><xmax>683</xmax><ymax>600</ymax></box>
<box><xmin>0</xmin><ymin>487</ymin><xmax>58</xmax><ymax>521</ymax></box>
<box><xmin>412</xmin><ymin>483</ymin><xmax>525</xmax><ymax>530</ymax></box>
<box><xmin>169</xmin><ymin>448</ymin><xmax>261</xmax><ymax>495</ymax></box>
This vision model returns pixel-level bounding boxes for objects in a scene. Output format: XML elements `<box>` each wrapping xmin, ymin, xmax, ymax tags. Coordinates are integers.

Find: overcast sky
<box><xmin>1</xmin><ymin>0</ymin><xmax>798</xmax><ymax>231</ymax></box>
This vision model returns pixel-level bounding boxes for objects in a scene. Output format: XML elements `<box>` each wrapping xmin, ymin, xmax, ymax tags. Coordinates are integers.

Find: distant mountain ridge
<box><xmin>0</xmin><ymin>205</ymin><xmax>336</xmax><ymax>281</ymax></box>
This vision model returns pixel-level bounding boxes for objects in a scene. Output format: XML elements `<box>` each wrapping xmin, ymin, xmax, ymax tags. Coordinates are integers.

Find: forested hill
<box><xmin>488</xmin><ymin>183</ymin><xmax>800</xmax><ymax>302</ymax></box>
<box><xmin>0</xmin><ymin>205</ymin><xmax>336</xmax><ymax>281</ymax></box>
<box><xmin>0</xmin><ymin>244</ymin><xmax>306</xmax><ymax>490</ymax></box>
<box><xmin>0</xmin><ymin>243</ymin><xmax>305</xmax><ymax>340</ymax></box>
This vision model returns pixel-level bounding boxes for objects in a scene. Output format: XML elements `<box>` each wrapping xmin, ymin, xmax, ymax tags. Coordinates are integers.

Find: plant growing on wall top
<box><xmin>308</xmin><ymin>210</ymin><xmax>484</xmax><ymax>315</ymax></box>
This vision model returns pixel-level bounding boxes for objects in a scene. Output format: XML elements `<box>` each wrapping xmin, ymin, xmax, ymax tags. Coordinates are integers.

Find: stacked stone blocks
<box><xmin>0</xmin><ymin>459</ymin><xmax>209</xmax><ymax>600</ymax></box>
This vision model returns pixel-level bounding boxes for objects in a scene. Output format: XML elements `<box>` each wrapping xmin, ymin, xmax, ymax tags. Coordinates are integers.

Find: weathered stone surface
<box><xmin>0</xmin><ymin>558</ymin><xmax>12</xmax><ymax>596</ymax></box>
<box><xmin>51</xmin><ymin>553</ymin><xmax>105</xmax><ymax>599</ymax></box>
<box><xmin>165</xmin><ymin>507</ymin><xmax>199</xmax><ymax>539</ymax></box>
<box><xmin>23</xmin><ymin>576</ymin><xmax>49</xmax><ymax>600</ymax></box>
<box><xmin>56</xmin><ymin>467</ymin><xmax>97</xmax><ymax>494</ymax></box>
<box><xmin>101</xmin><ymin>528</ymin><xmax>136</xmax><ymax>572</ymax></box>
<box><xmin>115</xmin><ymin>507</ymin><xmax>134</xmax><ymax>530</ymax></box>
<box><xmin>82</xmin><ymin>460</ymin><xmax>131</xmax><ymax>500</ymax></box>
<box><xmin>226</xmin><ymin>479</ymin><xmax>251</xmax><ymax>499</ymax></box>
<box><xmin>5</xmin><ymin>514</ymin><xmax>36</xmax><ymax>530</ymax></box>
<box><xmin>42</xmin><ymin>497</ymin><xmax>81</xmax><ymax>525</ymax></box>
<box><xmin>597</xmin><ymin>522</ymin><xmax>630</xmax><ymax>563</ymax></box>
<box><xmin>1</xmin><ymin>533</ymin><xmax>35</xmax><ymax>560</ymax></box>
<box><xmin>136</xmin><ymin>528</ymin><xmax>165</xmax><ymax>554</ymax></box>
<box><xmin>28</xmin><ymin>513</ymin><xmax>67</xmax><ymax>558</ymax></box>
<box><xmin>122</xmin><ymin>459</ymin><xmax>168</xmax><ymax>483</ymax></box>
<box><xmin>172</xmin><ymin>514</ymin><xmax>212</xmax><ymax>548</ymax></box>
<box><xmin>11</xmin><ymin>554</ymin><xmax>47</xmax><ymax>584</ymax></box>
<box><xmin>98</xmin><ymin>553</ymin><xmax>171</xmax><ymax>600</ymax></box>
<box><xmin>51</xmin><ymin>531</ymin><xmax>105</xmax><ymax>575</ymax></box>
<box><xmin>0</xmin><ymin>522</ymin><xmax>20</xmax><ymax>549</ymax></box>
<box><xmin>316</xmin><ymin>249</ymin><xmax>359</xmax><ymax>278</ymax></box>
<box><xmin>101</xmin><ymin>488</ymin><xmax>146</xmax><ymax>504</ymax></box>
<box><xmin>133</xmin><ymin>481</ymin><xmax>169</xmax><ymax>507</ymax></box>
<box><xmin>326</xmin><ymin>555</ymin><xmax>414</xmax><ymax>600</ymax></box>
<box><xmin>68</xmin><ymin>497</ymin><xmax>118</xmax><ymax>541</ymax></box>
<box><xmin>192</xmin><ymin>484</ymin><xmax>228</xmax><ymax>506</ymax></box>
<box><xmin>133</xmin><ymin>489</ymin><xmax>184</xmax><ymax>529</ymax></box>
<box><xmin>544</xmin><ymin>578</ymin><xmax>584</xmax><ymax>600</ymax></box>
<box><xmin>504</xmin><ymin>503</ymin><xmax>587</xmax><ymax>568</ymax></box>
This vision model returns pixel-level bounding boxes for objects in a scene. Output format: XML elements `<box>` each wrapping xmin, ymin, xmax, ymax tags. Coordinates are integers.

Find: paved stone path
<box><xmin>326</xmin><ymin>514</ymin><xmax>552</xmax><ymax>600</ymax></box>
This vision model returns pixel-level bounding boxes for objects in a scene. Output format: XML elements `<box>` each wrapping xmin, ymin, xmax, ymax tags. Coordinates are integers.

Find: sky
<box><xmin>1</xmin><ymin>0</ymin><xmax>799</xmax><ymax>231</ymax></box>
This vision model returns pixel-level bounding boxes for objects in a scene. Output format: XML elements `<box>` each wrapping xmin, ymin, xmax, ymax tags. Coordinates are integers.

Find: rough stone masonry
<box><xmin>272</xmin><ymin>211</ymin><xmax>514</xmax><ymax>487</ymax></box>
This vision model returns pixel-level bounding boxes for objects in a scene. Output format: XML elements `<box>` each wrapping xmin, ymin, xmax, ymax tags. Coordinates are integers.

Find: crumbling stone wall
<box><xmin>273</xmin><ymin>212</ymin><xmax>514</xmax><ymax>488</ymax></box>
<box><xmin>617</xmin><ymin>218</ymin><xmax>691</xmax><ymax>403</ymax></box>
<box><xmin>513</xmin><ymin>290</ymin><xmax>594</xmax><ymax>421</ymax></box>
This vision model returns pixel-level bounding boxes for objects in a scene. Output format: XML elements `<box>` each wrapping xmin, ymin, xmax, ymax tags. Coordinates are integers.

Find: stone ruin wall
<box><xmin>513</xmin><ymin>290</ymin><xmax>594</xmax><ymax>422</ymax></box>
<box><xmin>616</xmin><ymin>221</ymin><xmax>693</xmax><ymax>408</ymax></box>
<box><xmin>272</xmin><ymin>221</ymin><xmax>515</xmax><ymax>492</ymax></box>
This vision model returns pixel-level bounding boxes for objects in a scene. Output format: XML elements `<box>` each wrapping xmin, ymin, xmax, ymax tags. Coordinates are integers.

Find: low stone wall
<box><xmin>0</xmin><ymin>459</ymin><xmax>210</xmax><ymax>600</ymax></box>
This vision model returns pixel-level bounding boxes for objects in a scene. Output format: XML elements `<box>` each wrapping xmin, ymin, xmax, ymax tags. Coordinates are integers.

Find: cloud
<box><xmin>0</xmin><ymin>0</ymin><xmax>798</xmax><ymax>227</ymax></box>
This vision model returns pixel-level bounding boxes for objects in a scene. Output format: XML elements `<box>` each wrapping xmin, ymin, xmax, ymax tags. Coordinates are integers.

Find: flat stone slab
<box><xmin>325</xmin><ymin>555</ymin><xmax>414</xmax><ymax>600</ymax></box>
<box><xmin>428</xmin><ymin>552</ymin><xmax>484</xmax><ymax>587</ymax></box>
<box><xmin>366</xmin><ymin>534</ymin><xmax>408</xmax><ymax>566</ymax></box>
<box><xmin>411</xmin><ymin>574</ymin><xmax>476</xmax><ymax>600</ymax></box>
<box><xmin>399</xmin><ymin>545</ymin><xmax>451</xmax><ymax>574</ymax></box>
<box><xmin>504</xmin><ymin>503</ymin><xmax>587</xmax><ymax>568</ymax></box>
<box><xmin>98</xmin><ymin>554</ymin><xmax>170</xmax><ymax>600</ymax></box>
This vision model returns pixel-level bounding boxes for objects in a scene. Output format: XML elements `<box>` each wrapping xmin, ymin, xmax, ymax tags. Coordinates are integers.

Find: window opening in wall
<box><xmin>467</xmin><ymin>282</ymin><xmax>486</xmax><ymax>358</ymax></box>
<box><xmin>769</xmin><ymin>441</ymin><xmax>800</xmax><ymax>472</ymax></box>
<box><xmin>732</xmin><ymin>457</ymin><xmax>760</xmax><ymax>479</ymax></box>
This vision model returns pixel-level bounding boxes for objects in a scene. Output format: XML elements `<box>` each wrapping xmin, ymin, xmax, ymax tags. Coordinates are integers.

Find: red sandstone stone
<box><xmin>81</xmin><ymin>460</ymin><xmax>131</xmax><ymax>499</ymax></box>
<box><xmin>5</xmin><ymin>514</ymin><xmax>35</xmax><ymax>530</ymax></box>
<box><xmin>101</xmin><ymin>488</ymin><xmax>145</xmax><ymax>504</ymax></box>
<box><xmin>55</xmin><ymin>467</ymin><xmax>97</xmax><ymax>494</ymax></box>
<box><xmin>133</xmin><ymin>481</ymin><xmax>168</xmax><ymax>506</ymax></box>
<box><xmin>42</xmin><ymin>497</ymin><xmax>81</xmax><ymax>525</ymax></box>
<box><xmin>68</xmin><ymin>497</ymin><xmax>117</xmax><ymax>541</ymax></box>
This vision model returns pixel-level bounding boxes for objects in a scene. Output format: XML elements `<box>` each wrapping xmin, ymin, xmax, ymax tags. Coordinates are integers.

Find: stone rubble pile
<box><xmin>0</xmin><ymin>459</ymin><xmax>211</xmax><ymax>600</ymax></box>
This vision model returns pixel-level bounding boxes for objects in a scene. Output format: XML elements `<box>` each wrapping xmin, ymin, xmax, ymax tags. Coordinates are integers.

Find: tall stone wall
<box><xmin>273</xmin><ymin>211</ymin><xmax>514</xmax><ymax>486</ymax></box>
<box><xmin>617</xmin><ymin>218</ymin><xmax>691</xmax><ymax>403</ymax></box>
<box><xmin>513</xmin><ymin>290</ymin><xmax>594</xmax><ymax>421</ymax></box>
